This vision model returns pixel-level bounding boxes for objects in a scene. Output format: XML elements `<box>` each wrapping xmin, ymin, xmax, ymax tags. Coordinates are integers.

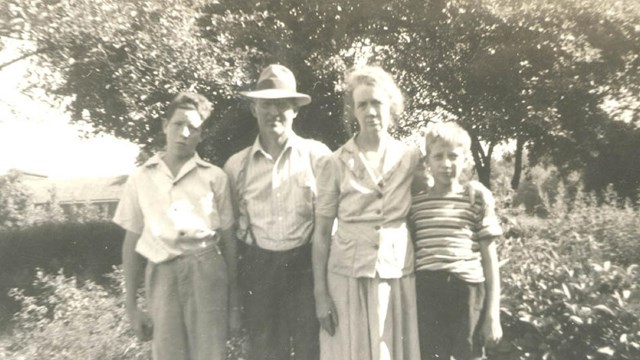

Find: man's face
<box><xmin>163</xmin><ymin>108</ymin><xmax>203</xmax><ymax>159</ymax></box>
<box><xmin>426</xmin><ymin>140</ymin><xmax>467</xmax><ymax>187</ymax></box>
<box><xmin>251</xmin><ymin>98</ymin><xmax>298</xmax><ymax>138</ymax></box>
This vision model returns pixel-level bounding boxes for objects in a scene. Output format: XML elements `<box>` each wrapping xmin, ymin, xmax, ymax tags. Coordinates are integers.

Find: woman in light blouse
<box><xmin>312</xmin><ymin>65</ymin><xmax>421</xmax><ymax>360</ymax></box>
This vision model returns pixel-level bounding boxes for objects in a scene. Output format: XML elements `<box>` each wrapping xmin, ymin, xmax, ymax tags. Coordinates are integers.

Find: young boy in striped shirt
<box><xmin>410</xmin><ymin>122</ymin><xmax>503</xmax><ymax>360</ymax></box>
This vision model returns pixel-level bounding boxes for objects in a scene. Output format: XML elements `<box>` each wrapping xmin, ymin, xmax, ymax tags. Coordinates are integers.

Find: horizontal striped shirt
<box><xmin>409</xmin><ymin>189</ymin><xmax>502</xmax><ymax>283</ymax></box>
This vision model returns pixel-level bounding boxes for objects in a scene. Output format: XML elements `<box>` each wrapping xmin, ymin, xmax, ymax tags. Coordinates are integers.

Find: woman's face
<box><xmin>352</xmin><ymin>84</ymin><xmax>392</xmax><ymax>134</ymax></box>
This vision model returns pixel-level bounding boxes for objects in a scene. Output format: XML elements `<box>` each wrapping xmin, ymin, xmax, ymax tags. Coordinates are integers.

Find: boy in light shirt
<box><xmin>114</xmin><ymin>92</ymin><xmax>240</xmax><ymax>360</ymax></box>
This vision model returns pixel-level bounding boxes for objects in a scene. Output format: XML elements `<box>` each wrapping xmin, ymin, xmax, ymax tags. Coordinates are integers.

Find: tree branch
<box><xmin>0</xmin><ymin>46</ymin><xmax>54</xmax><ymax>71</ymax></box>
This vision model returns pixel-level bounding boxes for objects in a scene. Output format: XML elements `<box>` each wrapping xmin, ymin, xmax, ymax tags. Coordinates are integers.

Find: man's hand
<box><xmin>315</xmin><ymin>292</ymin><xmax>338</xmax><ymax>336</ymax></box>
<box><xmin>128</xmin><ymin>307</ymin><xmax>153</xmax><ymax>342</ymax></box>
<box><xmin>481</xmin><ymin>316</ymin><xmax>503</xmax><ymax>348</ymax></box>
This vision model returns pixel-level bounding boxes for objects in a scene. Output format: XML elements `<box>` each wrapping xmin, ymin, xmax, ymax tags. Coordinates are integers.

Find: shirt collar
<box><xmin>338</xmin><ymin>134</ymin><xmax>407</xmax><ymax>178</ymax></box>
<box><xmin>340</xmin><ymin>134</ymin><xmax>400</xmax><ymax>156</ymax></box>
<box><xmin>341</xmin><ymin>136</ymin><xmax>359</xmax><ymax>155</ymax></box>
<box><xmin>251</xmin><ymin>133</ymin><xmax>302</xmax><ymax>157</ymax></box>
<box><xmin>143</xmin><ymin>152</ymin><xmax>211</xmax><ymax>168</ymax></box>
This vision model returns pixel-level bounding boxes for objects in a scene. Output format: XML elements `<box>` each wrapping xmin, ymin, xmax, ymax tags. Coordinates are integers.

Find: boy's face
<box><xmin>163</xmin><ymin>108</ymin><xmax>203</xmax><ymax>159</ymax></box>
<box><xmin>426</xmin><ymin>140</ymin><xmax>467</xmax><ymax>187</ymax></box>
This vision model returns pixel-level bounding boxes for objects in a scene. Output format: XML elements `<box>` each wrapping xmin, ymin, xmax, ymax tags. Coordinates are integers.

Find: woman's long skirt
<box><xmin>320</xmin><ymin>272</ymin><xmax>421</xmax><ymax>360</ymax></box>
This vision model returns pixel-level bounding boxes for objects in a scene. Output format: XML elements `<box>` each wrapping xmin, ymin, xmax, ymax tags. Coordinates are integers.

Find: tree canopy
<box><xmin>3</xmin><ymin>0</ymin><xmax>639</xmax><ymax>193</ymax></box>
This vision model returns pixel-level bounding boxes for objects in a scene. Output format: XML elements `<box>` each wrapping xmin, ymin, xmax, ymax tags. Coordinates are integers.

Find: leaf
<box><xmin>596</xmin><ymin>346</ymin><xmax>614</xmax><ymax>356</ymax></box>
<box><xmin>613</xmin><ymin>291</ymin><xmax>626</xmax><ymax>307</ymax></box>
<box><xmin>539</xmin><ymin>282</ymin><xmax>547</xmax><ymax>290</ymax></box>
<box><xmin>562</xmin><ymin>283</ymin><xmax>571</xmax><ymax>299</ymax></box>
<box><xmin>593</xmin><ymin>304</ymin><xmax>615</xmax><ymax>316</ymax></box>
<box><xmin>591</xmin><ymin>263</ymin><xmax>603</xmax><ymax>272</ymax></box>
<box><xmin>569</xmin><ymin>315</ymin><xmax>583</xmax><ymax>324</ymax></box>
<box><xmin>620</xmin><ymin>334</ymin><xmax>628</xmax><ymax>344</ymax></box>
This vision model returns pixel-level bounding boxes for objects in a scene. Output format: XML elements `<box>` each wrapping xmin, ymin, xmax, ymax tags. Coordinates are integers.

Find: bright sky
<box><xmin>0</xmin><ymin>40</ymin><xmax>139</xmax><ymax>179</ymax></box>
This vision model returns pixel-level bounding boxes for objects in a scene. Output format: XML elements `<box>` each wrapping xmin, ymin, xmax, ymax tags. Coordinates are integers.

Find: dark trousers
<box><xmin>240</xmin><ymin>243</ymin><xmax>319</xmax><ymax>360</ymax></box>
<box><xmin>416</xmin><ymin>270</ymin><xmax>485</xmax><ymax>360</ymax></box>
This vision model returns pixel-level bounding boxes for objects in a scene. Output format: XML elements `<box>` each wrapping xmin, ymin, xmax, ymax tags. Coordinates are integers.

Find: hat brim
<box><xmin>240</xmin><ymin>89</ymin><xmax>311</xmax><ymax>106</ymax></box>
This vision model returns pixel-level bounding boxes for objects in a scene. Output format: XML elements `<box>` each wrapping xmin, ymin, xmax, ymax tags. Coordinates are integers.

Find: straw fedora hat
<box><xmin>240</xmin><ymin>64</ymin><xmax>311</xmax><ymax>106</ymax></box>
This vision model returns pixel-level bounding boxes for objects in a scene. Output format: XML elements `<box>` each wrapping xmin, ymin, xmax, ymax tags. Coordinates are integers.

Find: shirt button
<box><xmin>376</xmin><ymin>210</ymin><xmax>381</xmax><ymax>215</ymax></box>
<box><xmin>377</xmin><ymin>193</ymin><xmax>383</xmax><ymax>199</ymax></box>
<box><xmin>374</xmin><ymin>225</ymin><xmax>381</xmax><ymax>230</ymax></box>
<box><xmin>374</xmin><ymin>244</ymin><xmax>379</xmax><ymax>250</ymax></box>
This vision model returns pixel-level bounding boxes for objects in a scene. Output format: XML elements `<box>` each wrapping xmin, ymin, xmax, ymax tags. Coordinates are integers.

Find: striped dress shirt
<box><xmin>224</xmin><ymin>134</ymin><xmax>331</xmax><ymax>251</ymax></box>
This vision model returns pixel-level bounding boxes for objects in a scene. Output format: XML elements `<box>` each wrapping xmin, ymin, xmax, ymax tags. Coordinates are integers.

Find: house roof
<box><xmin>23</xmin><ymin>175</ymin><xmax>128</xmax><ymax>204</ymax></box>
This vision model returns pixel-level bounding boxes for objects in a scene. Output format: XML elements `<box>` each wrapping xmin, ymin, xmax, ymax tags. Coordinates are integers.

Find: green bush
<box><xmin>548</xmin><ymin>185</ymin><xmax>640</xmax><ymax>267</ymax></box>
<box><xmin>0</xmin><ymin>268</ymin><xmax>149</xmax><ymax>360</ymax></box>
<box><xmin>2</xmin><ymin>186</ymin><xmax>638</xmax><ymax>359</ymax></box>
<box><xmin>0</xmin><ymin>221</ymin><xmax>124</xmax><ymax>329</ymax></box>
<box><xmin>0</xmin><ymin>221</ymin><xmax>124</xmax><ymax>283</ymax></box>
<box><xmin>496</xmin><ymin>186</ymin><xmax>640</xmax><ymax>359</ymax></box>
<box><xmin>0</xmin><ymin>268</ymin><xmax>247</xmax><ymax>360</ymax></box>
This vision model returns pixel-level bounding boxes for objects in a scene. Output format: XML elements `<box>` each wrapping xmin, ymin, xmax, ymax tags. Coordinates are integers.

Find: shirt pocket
<box><xmin>296</xmin><ymin>172</ymin><xmax>315</xmax><ymax>219</ymax></box>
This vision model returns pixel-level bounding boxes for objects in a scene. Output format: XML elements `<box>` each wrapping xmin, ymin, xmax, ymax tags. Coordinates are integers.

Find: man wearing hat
<box><xmin>224</xmin><ymin>64</ymin><xmax>330</xmax><ymax>360</ymax></box>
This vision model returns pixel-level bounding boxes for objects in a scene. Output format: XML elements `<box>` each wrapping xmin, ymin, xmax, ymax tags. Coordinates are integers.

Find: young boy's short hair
<box><xmin>424</xmin><ymin>122</ymin><xmax>472</xmax><ymax>157</ymax></box>
<box><xmin>165</xmin><ymin>92</ymin><xmax>213</xmax><ymax>123</ymax></box>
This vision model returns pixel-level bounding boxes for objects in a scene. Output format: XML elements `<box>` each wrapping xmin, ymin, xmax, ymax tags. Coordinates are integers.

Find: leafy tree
<box><xmin>0</xmin><ymin>170</ymin><xmax>34</xmax><ymax>230</ymax></box>
<box><xmin>0</xmin><ymin>171</ymin><xmax>68</xmax><ymax>229</ymax></box>
<box><xmin>3</xmin><ymin>0</ymin><xmax>639</xmax><ymax>191</ymax></box>
<box><xmin>2</xmin><ymin>0</ymin><xmax>256</xmax><ymax>164</ymax></box>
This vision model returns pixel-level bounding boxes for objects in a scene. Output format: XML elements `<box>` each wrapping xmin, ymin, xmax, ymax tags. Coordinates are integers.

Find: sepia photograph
<box><xmin>1</xmin><ymin>0</ymin><xmax>639</xmax><ymax>359</ymax></box>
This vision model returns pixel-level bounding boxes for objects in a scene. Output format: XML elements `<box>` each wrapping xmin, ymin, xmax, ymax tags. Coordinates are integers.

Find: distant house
<box><xmin>21</xmin><ymin>174</ymin><xmax>127</xmax><ymax>219</ymax></box>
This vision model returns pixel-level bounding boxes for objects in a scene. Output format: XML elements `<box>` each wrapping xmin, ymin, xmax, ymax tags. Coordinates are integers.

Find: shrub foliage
<box><xmin>0</xmin><ymin>187</ymin><xmax>638</xmax><ymax>359</ymax></box>
<box><xmin>0</xmin><ymin>269</ymin><xmax>149</xmax><ymax>360</ymax></box>
<box><xmin>0</xmin><ymin>221</ymin><xmax>123</xmax><ymax>327</ymax></box>
<box><xmin>497</xmin><ymin>188</ymin><xmax>640</xmax><ymax>359</ymax></box>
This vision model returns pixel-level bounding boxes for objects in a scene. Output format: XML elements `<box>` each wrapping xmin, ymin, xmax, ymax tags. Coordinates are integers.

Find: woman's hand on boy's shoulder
<box><xmin>467</xmin><ymin>180</ymin><xmax>494</xmax><ymax>207</ymax></box>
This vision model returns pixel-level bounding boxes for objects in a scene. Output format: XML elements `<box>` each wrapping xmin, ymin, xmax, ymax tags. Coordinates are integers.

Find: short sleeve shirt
<box><xmin>315</xmin><ymin>137</ymin><xmax>421</xmax><ymax>279</ymax></box>
<box><xmin>410</xmin><ymin>188</ymin><xmax>503</xmax><ymax>283</ymax></box>
<box><xmin>113</xmin><ymin>153</ymin><xmax>234</xmax><ymax>263</ymax></box>
<box><xmin>224</xmin><ymin>134</ymin><xmax>331</xmax><ymax>251</ymax></box>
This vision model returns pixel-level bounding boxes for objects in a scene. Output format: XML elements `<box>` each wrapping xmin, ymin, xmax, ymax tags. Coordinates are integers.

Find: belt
<box><xmin>176</xmin><ymin>233</ymin><xmax>222</xmax><ymax>258</ymax></box>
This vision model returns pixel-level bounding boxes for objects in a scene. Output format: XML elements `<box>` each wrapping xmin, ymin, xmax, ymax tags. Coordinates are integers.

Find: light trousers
<box><xmin>145</xmin><ymin>246</ymin><xmax>228</xmax><ymax>360</ymax></box>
